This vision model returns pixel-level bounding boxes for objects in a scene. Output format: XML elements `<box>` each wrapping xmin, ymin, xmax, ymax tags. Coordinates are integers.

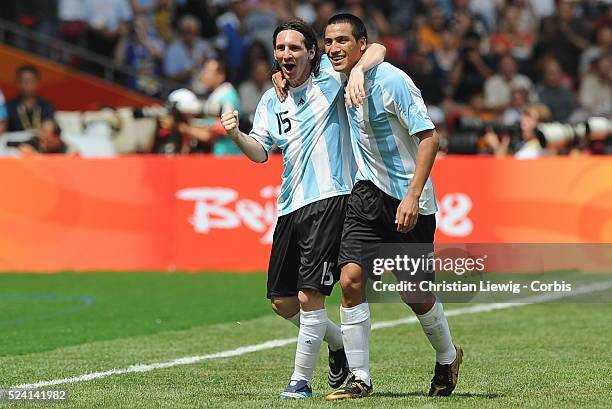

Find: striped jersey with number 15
<box><xmin>249</xmin><ymin>55</ymin><xmax>355</xmax><ymax>216</ymax></box>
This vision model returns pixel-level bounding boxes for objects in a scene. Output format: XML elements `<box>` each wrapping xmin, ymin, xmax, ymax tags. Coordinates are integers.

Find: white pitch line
<box><xmin>13</xmin><ymin>280</ymin><xmax>612</xmax><ymax>390</ymax></box>
<box><xmin>372</xmin><ymin>280</ymin><xmax>612</xmax><ymax>330</ymax></box>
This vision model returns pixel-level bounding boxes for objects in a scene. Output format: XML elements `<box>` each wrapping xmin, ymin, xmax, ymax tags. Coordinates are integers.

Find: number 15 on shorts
<box><xmin>321</xmin><ymin>262</ymin><xmax>335</xmax><ymax>286</ymax></box>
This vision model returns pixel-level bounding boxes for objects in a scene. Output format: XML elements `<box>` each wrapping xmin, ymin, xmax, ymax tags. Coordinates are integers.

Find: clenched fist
<box><xmin>221</xmin><ymin>111</ymin><xmax>240</xmax><ymax>138</ymax></box>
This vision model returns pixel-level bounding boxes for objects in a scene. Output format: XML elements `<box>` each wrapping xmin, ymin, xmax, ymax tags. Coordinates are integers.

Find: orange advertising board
<box><xmin>0</xmin><ymin>156</ymin><xmax>610</xmax><ymax>272</ymax></box>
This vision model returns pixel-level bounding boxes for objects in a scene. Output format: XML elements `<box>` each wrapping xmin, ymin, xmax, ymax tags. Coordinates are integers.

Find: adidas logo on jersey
<box><xmin>298</xmin><ymin>97</ymin><xmax>306</xmax><ymax>106</ymax></box>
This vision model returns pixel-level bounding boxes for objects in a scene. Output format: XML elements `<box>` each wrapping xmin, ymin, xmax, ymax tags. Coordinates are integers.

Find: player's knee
<box><xmin>399</xmin><ymin>291</ymin><xmax>416</xmax><ymax>306</ymax></box>
<box><xmin>401</xmin><ymin>291</ymin><xmax>436</xmax><ymax>314</ymax></box>
<box><xmin>339</xmin><ymin>264</ymin><xmax>362</xmax><ymax>293</ymax></box>
<box><xmin>339</xmin><ymin>274</ymin><xmax>358</xmax><ymax>292</ymax></box>
<box><xmin>270</xmin><ymin>297</ymin><xmax>299</xmax><ymax>319</ymax></box>
<box><xmin>297</xmin><ymin>289</ymin><xmax>325</xmax><ymax>311</ymax></box>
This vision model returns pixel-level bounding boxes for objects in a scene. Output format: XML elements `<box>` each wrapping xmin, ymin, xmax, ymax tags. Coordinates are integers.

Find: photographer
<box><xmin>484</xmin><ymin>105</ymin><xmax>549</xmax><ymax>159</ymax></box>
<box><xmin>17</xmin><ymin>118</ymin><xmax>69</xmax><ymax>155</ymax></box>
<box><xmin>148</xmin><ymin>88</ymin><xmax>202</xmax><ymax>155</ymax></box>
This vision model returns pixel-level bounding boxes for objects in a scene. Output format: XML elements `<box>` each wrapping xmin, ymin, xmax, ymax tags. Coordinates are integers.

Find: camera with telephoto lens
<box><xmin>447</xmin><ymin>117</ymin><xmax>522</xmax><ymax>154</ymax></box>
<box><xmin>448</xmin><ymin>116</ymin><xmax>611</xmax><ymax>154</ymax></box>
<box><xmin>537</xmin><ymin>117</ymin><xmax>611</xmax><ymax>153</ymax></box>
<box><xmin>6</xmin><ymin>136</ymin><xmax>41</xmax><ymax>150</ymax></box>
<box><xmin>131</xmin><ymin>88</ymin><xmax>222</xmax><ymax>124</ymax></box>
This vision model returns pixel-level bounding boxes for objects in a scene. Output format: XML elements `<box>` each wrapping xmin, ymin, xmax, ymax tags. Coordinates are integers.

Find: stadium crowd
<box><xmin>0</xmin><ymin>0</ymin><xmax>610</xmax><ymax>156</ymax></box>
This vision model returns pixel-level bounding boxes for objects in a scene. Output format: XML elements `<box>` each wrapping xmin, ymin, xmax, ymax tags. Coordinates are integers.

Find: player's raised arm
<box><xmin>220</xmin><ymin>111</ymin><xmax>268</xmax><ymax>163</ymax></box>
<box><xmin>345</xmin><ymin>43</ymin><xmax>386</xmax><ymax>107</ymax></box>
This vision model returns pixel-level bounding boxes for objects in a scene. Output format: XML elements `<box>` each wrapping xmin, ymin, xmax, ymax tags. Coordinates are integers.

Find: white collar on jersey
<box><xmin>288</xmin><ymin>75</ymin><xmax>312</xmax><ymax>94</ymax></box>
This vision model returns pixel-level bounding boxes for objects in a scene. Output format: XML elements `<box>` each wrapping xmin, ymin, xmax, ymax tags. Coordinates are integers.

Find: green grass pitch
<box><xmin>1</xmin><ymin>272</ymin><xmax>611</xmax><ymax>408</ymax></box>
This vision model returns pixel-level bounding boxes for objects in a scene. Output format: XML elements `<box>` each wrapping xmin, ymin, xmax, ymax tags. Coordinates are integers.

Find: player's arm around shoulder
<box><xmin>345</xmin><ymin>43</ymin><xmax>386</xmax><ymax>107</ymax></box>
<box><xmin>220</xmin><ymin>110</ymin><xmax>267</xmax><ymax>163</ymax></box>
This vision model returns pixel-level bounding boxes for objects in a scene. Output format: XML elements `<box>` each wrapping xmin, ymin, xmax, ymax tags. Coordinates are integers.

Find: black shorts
<box><xmin>338</xmin><ymin>181</ymin><xmax>436</xmax><ymax>268</ymax></box>
<box><xmin>267</xmin><ymin>195</ymin><xmax>349</xmax><ymax>299</ymax></box>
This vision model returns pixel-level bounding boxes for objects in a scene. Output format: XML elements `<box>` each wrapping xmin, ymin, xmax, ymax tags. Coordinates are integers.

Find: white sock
<box><xmin>290</xmin><ymin>309</ymin><xmax>328</xmax><ymax>383</ymax></box>
<box><xmin>287</xmin><ymin>312</ymin><xmax>300</xmax><ymax>327</ymax></box>
<box><xmin>340</xmin><ymin>303</ymin><xmax>371</xmax><ymax>386</ymax></box>
<box><xmin>287</xmin><ymin>312</ymin><xmax>343</xmax><ymax>351</ymax></box>
<box><xmin>416</xmin><ymin>301</ymin><xmax>456</xmax><ymax>364</ymax></box>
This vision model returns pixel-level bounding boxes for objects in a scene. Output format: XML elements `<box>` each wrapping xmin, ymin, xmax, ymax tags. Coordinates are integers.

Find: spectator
<box><xmin>417</xmin><ymin>7</ymin><xmax>447</xmax><ymax>52</ymax></box>
<box><xmin>129</xmin><ymin>0</ymin><xmax>157</xmax><ymax>24</ymax></box>
<box><xmin>18</xmin><ymin>118</ymin><xmax>69</xmax><ymax>155</ymax></box>
<box><xmin>200</xmin><ymin>58</ymin><xmax>240</xmax><ymax>114</ymax></box>
<box><xmin>0</xmin><ymin>89</ymin><xmax>7</xmax><ymax>135</ymax></box>
<box><xmin>6</xmin><ymin>66</ymin><xmax>56</xmax><ymax>132</ymax></box>
<box><xmin>311</xmin><ymin>0</ymin><xmax>337</xmax><ymax>41</ymax></box>
<box><xmin>215</xmin><ymin>0</ymin><xmax>251</xmax><ymax>84</ymax></box>
<box><xmin>468</xmin><ymin>0</ymin><xmax>498</xmax><ymax>33</ymax></box>
<box><xmin>509</xmin><ymin>0</ymin><xmax>539</xmax><ymax>36</ymax></box>
<box><xmin>451</xmin><ymin>0</ymin><xmax>488</xmax><ymax>37</ymax></box>
<box><xmin>501</xmin><ymin>84</ymin><xmax>531</xmax><ymax>125</ymax></box>
<box><xmin>536</xmin><ymin>59</ymin><xmax>577</xmax><ymax>122</ymax></box>
<box><xmin>238</xmin><ymin>58</ymin><xmax>272</xmax><ymax>121</ymax></box>
<box><xmin>344</xmin><ymin>0</ymin><xmax>390</xmax><ymax>43</ymax></box>
<box><xmin>84</xmin><ymin>0</ymin><xmax>133</xmax><ymax>59</ymax></box>
<box><xmin>114</xmin><ymin>14</ymin><xmax>165</xmax><ymax>95</ymax></box>
<box><xmin>463</xmin><ymin>92</ymin><xmax>497</xmax><ymax>122</ymax></box>
<box><xmin>275</xmin><ymin>0</ymin><xmax>316</xmax><ymax>24</ymax></box>
<box><xmin>407</xmin><ymin>48</ymin><xmax>445</xmax><ymax>107</ymax></box>
<box><xmin>578</xmin><ymin>55</ymin><xmax>611</xmax><ymax>116</ymax></box>
<box><xmin>153</xmin><ymin>0</ymin><xmax>176</xmax><ymax>44</ymax></box>
<box><xmin>1</xmin><ymin>0</ymin><xmax>608</xmax><ymax>156</ymax></box>
<box><xmin>243</xmin><ymin>41</ymin><xmax>270</xmax><ymax>67</ymax></box>
<box><xmin>183</xmin><ymin>58</ymin><xmax>241</xmax><ymax>155</ymax></box>
<box><xmin>527</xmin><ymin>0</ymin><xmax>555</xmax><ymax>19</ymax></box>
<box><xmin>431</xmin><ymin>30</ymin><xmax>459</xmax><ymax>83</ymax></box>
<box><xmin>450</xmin><ymin>31</ymin><xmax>493</xmax><ymax>103</ymax></box>
<box><xmin>163</xmin><ymin>14</ymin><xmax>216</xmax><ymax>84</ymax></box>
<box><xmin>538</xmin><ymin>1</ymin><xmax>592</xmax><ymax>78</ymax></box>
<box><xmin>489</xmin><ymin>4</ymin><xmax>536</xmax><ymax>61</ymax></box>
<box><xmin>580</xmin><ymin>26</ymin><xmax>612</xmax><ymax>75</ymax></box>
<box><xmin>244</xmin><ymin>0</ymin><xmax>279</xmax><ymax>63</ymax></box>
<box><xmin>58</xmin><ymin>0</ymin><xmax>87</xmax><ymax>47</ymax></box>
<box><xmin>484</xmin><ymin>54</ymin><xmax>534</xmax><ymax>110</ymax></box>
<box><xmin>386</xmin><ymin>0</ymin><xmax>418</xmax><ymax>35</ymax></box>
<box><xmin>174</xmin><ymin>0</ymin><xmax>218</xmax><ymax>39</ymax></box>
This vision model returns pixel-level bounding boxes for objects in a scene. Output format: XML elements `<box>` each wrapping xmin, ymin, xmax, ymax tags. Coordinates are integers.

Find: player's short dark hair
<box><xmin>272</xmin><ymin>19</ymin><xmax>322</xmax><ymax>77</ymax></box>
<box><xmin>327</xmin><ymin>13</ymin><xmax>368</xmax><ymax>43</ymax></box>
<box><xmin>16</xmin><ymin>64</ymin><xmax>40</xmax><ymax>79</ymax></box>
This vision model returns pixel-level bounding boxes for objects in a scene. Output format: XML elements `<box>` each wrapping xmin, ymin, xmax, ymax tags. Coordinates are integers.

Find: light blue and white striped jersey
<box><xmin>249</xmin><ymin>55</ymin><xmax>356</xmax><ymax>216</ymax></box>
<box><xmin>346</xmin><ymin>62</ymin><xmax>438</xmax><ymax>215</ymax></box>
